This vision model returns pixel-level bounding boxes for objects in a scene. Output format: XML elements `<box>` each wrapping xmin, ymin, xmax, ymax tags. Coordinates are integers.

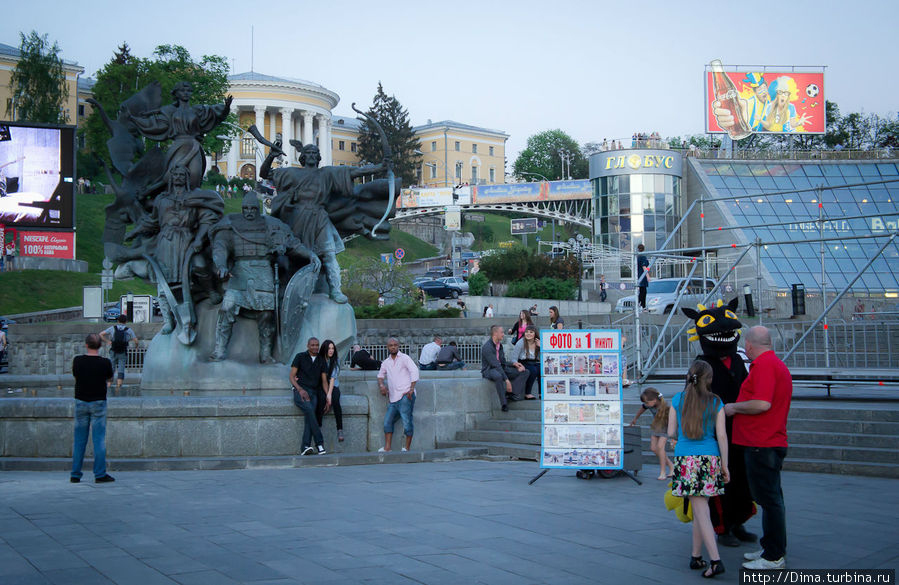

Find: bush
<box><xmin>506</xmin><ymin>277</ymin><xmax>576</xmax><ymax>300</ymax></box>
<box><xmin>344</xmin><ymin>285</ymin><xmax>379</xmax><ymax>307</ymax></box>
<box><xmin>353</xmin><ymin>302</ymin><xmax>461</xmax><ymax>319</ymax></box>
<box><xmin>468</xmin><ymin>272</ymin><xmax>489</xmax><ymax>296</ymax></box>
<box><xmin>479</xmin><ymin>248</ymin><xmax>581</xmax><ymax>283</ymax></box>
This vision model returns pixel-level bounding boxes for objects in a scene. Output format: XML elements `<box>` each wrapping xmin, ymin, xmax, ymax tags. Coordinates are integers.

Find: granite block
<box><xmin>180</xmin><ymin>419</ymin><xmax>222</xmax><ymax>456</ymax></box>
<box><xmin>142</xmin><ymin>419</ymin><xmax>182</xmax><ymax>456</ymax></box>
<box><xmin>219</xmin><ymin>418</ymin><xmax>259</xmax><ymax>456</ymax></box>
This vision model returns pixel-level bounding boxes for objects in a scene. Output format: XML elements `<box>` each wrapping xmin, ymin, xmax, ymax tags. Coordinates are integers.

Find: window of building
<box><xmin>471</xmin><ymin>166</ymin><xmax>478</xmax><ymax>182</ymax></box>
<box><xmin>241</xmin><ymin>136</ymin><xmax>255</xmax><ymax>158</ymax></box>
<box><xmin>455</xmin><ymin>141</ymin><xmax>460</xmax><ymax>151</ymax></box>
<box><xmin>455</xmin><ymin>162</ymin><xmax>463</xmax><ymax>182</ymax></box>
<box><xmin>489</xmin><ymin>167</ymin><xmax>495</xmax><ymax>183</ymax></box>
<box><xmin>338</xmin><ymin>141</ymin><xmax>345</xmax><ymax>151</ymax></box>
<box><xmin>351</xmin><ymin>142</ymin><xmax>357</xmax><ymax>152</ymax></box>
<box><xmin>416</xmin><ymin>167</ymin><xmax>422</xmax><ymax>184</ymax></box>
<box><xmin>489</xmin><ymin>146</ymin><xmax>494</xmax><ymax>156</ymax></box>
<box><xmin>472</xmin><ymin>144</ymin><xmax>478</xmax><ymax>154</ymax></box>
<box><xmin>78</xmin><ymin>104</ymin><xmax>85</xmax><ymax>117</ymax></box>
<box><xmin>429</xmin><ymin>163</ymin><xmax>437</xmax><ymax>179</ymax></box>
<box><xmin>431</xmin><ymin>141</ymin><xmax>437</xmax><ymax>152</ymax></box>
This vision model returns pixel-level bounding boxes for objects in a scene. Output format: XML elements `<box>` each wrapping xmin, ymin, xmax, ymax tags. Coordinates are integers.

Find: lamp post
<box><xmin>558</xmin><ymin>148</ymin><xmax>573</xmax><ymax>180</ymax></box>
<box><xmin>568</xmin><ymin>233</ymin><xmax>587</xmax><ymax>301</ymax></box>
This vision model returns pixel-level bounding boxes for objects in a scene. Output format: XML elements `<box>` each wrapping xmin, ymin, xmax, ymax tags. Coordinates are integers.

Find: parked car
<box><xmin>425</xmin><ymin>266</ymin><xmax>453</xmax><ymax>278</ymax></box>
<box><xmin>104</xmin><ymin>306</ymin><xmax>122</xmax><ymax>322</ymax></box>
<box><xmin>438</xmin><ymin>276</ymin><xmax>469</xmax><ymax>294</ymax></box>
<box><xmin>418</xmin><ymin>280</ymin><xmax>463</xmax><ymax>299</ymax></box>
<box><xmin>413</xmin><ymin>276</ymin><xmax>432</xmax><ymax>287</ymax></box>
<box><xmin>615</xmin><ymin>278</ymin><xmax>721</xmax><ymax>315</ymax></box>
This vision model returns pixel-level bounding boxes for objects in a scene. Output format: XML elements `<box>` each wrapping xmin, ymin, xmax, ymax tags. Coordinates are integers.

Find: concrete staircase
<box><xmin>440</xmin><ymin>400</ymin><xmax>899</xmax><ymax>478</ymax></box>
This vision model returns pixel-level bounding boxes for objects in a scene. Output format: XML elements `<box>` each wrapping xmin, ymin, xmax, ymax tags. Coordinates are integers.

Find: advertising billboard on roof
<box><xmin>705</xmin><ymin>65</ymin><xmax>825</xmax><ymax>137</ymax></box>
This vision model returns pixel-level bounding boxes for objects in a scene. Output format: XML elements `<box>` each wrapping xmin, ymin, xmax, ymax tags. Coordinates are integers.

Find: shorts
<box><xmin>671</xmin><ymin>455</ymin><xmax>725</xmax><ymax>497</ymax></box>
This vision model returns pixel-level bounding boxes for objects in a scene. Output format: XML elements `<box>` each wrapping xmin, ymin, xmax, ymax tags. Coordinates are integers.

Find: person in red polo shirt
<box><xmin>724</xmin><ymin>326</ymin><xmax>792</xmax><ymax>570</ymax></box>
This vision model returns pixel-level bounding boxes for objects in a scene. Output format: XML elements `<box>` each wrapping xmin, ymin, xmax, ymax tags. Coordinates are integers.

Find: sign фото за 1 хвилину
<box><xmin>540</xmin><ymin>329</ymin><xmax>624</xmax><ymax>470</ymax></box>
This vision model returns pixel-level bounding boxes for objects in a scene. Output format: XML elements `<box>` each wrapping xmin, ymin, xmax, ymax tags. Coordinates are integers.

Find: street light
<box><xmin>568</xmin><ymin>233</ymin><xmax>588</xmax><ymax>301</ymax></box>
<box><xmin>558</xmin><ymin>148</ymin><xmax>573</xmax><ymax>180</ymax></box>
<box><xmin>518</xmin><ymin>171</ymin><xmax>550</xmax><ymax>182</ymax></box>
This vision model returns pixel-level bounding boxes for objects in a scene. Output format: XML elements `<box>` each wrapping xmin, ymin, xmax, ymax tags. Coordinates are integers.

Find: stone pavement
<box><xmin>1</xmin><ymin>461</ymin><xmax>897</xmax><ymax>585</ymax></box>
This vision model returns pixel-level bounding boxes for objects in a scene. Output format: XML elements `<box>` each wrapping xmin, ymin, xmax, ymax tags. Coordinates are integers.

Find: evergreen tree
<box><xmin>7</xmin><ymin>31</ymin><xmax>69</xmax><ymax>124</ymax></box>
<box><xmin>356</xmin><ymin>82</ymin><xmax>421</xmax><ymax>186</ymax></box>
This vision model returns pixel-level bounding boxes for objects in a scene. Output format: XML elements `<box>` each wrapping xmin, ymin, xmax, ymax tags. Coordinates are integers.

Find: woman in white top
<box><xmin>511</xmin><ymin>325</ymin><xmax>540</xmax><ymax>399</ymax></box>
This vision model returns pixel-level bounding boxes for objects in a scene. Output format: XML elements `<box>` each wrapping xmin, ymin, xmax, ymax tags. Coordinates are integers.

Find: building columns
<box><xmin>280</xmin><ymin>108</ymin><xmax>294</xmax><ymax>165</ymax></box>
<box><xmin>302</xmin><ymin>111</ymin><xmax>314</xmax><ymax>149</ymax></box>
<box><xmin>317</xmin><ymin>114</ymin><xmax>330</xmax><ymax>166</ymax></box>
<box><xmin>253</xmin><ymin>106</ymin><xmax>266</xmax><ymax>179</ymax></box>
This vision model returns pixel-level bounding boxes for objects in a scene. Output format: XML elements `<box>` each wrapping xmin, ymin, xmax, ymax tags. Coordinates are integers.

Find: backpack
<box><xmin>111</xmin><ymin>326</ymin><xmax>129</xmax><ymax>354</ymax></box>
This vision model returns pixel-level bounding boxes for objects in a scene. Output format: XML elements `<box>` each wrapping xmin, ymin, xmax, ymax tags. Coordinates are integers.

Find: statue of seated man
<box><xmin>209</xmin><ymin>191</ymin><xmax>320</xmax><ymax>363</ymax></box>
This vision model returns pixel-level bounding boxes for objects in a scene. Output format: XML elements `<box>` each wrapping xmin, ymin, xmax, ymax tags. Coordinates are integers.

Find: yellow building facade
<box><xmin>413</xmin><ymin>120</ymin><xmax>508</xmax><ymax>187</ymax></box>
<box><xmin>0</xmin><ymin>41</ymin><xmax>84</xmax><ymax>125</ymax></box>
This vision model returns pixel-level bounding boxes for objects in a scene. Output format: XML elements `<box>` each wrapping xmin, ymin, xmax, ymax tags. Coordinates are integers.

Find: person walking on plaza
<box><xmin>435</xmin><ymin>341</ymin><xmax>465</xmax><ymax>370</ymax></box>
<box><xmin>636</xmin><ymin>244</ymin><xmax>650</xmax><ymax>309</ymax></box>
<box><xmin>378</xmin><ymin>338</ymin><xmax>419</xmax><ymax>452</ymax></box>
<box><xmin>481</xmin><ymin>325</ymin><xmax>528</xmax><ymax>411</ymax></box>
<box><xmin>99</xmin><ymin>314</ymin><xmax>139</xmax><ymax>392</ymax></box>
<box><xmin>668</xmin><ymin>360</ymin><xmax>729</xmax><ymax>578</ymax></box>
<box><xmin>418</xmin><ymin>335</ymin><xmax>442</xmax><ymax>370</ymax></box>
<box><xmin>290</xmin><ymin>337</ymin><xmax>327</xmax><ymax>455</ymax></box>
<box><xmin>511</xmin><ymin>324</ymin><xmax>540</xmax><ymax>399</ymax></box>
<box><xmin>71</xmin><ymin>333</ymin><xmax>116</xmax><ymax>483</ymax></box>
<box><xmin>725</xmin><ymin>326</ymin><xmax>792</xmax><ymax>570</ymax></box>
<box><xmin>318</xmin><ymin>339</ymin><xmax>345</xmax><ymax>443</ymax></box>
<box><xmin>599</xmin><ymin>274</ymin><xmax>608</xmax><ymax>303</ymax></box>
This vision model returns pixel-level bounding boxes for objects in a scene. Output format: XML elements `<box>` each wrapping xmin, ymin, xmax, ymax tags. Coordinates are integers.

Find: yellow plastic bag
<box><xmin>664</xmin><ymin>482</ymin><xmax>693</xmax><ymax>523</ymax></box>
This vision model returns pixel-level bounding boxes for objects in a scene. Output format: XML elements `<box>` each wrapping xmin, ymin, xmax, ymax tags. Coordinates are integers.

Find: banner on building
<box><xmin>18</xmin><ymin>230</ymin><xmax>75</xmax><ymax>259</ymax></box>
<box><xmin>540</xmin><ymin>329</ymin><xmax>624</xmax><ymax>470</ymax></box>
<box><xmin>398</xmin><ymin>186</ymin><xmax>471</xmax><ymax>208</ymax></box>
<box><xmin>511</xmin><ymin>218</ymin><xmax>538</xmax><ymax>235</ymax></box>
<box><xmin>705</xmin><ymin>67</ymin><xmax>825</xmax><ymax>135</ymax></box>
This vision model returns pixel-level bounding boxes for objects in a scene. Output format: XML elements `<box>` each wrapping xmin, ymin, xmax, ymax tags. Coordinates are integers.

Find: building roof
<box><xmin>78</xmin><ymin>77</ymin><xmax>95</xmax><ymax>93</ymax></box>
<box><xmin>413</xmin><ymin>119</ymin><xmax>509</xmax><ymax>138</ymax></box>
<box><xmin>229</xmin><ymin>71</ymin><xmax>324</xmax><ymax>89</ymax></box>
<box><xmin>0</xmin><ymin>40</ymin><xmax>82</xmax><ymax>69</ymax></box>
<box><xmin>331</xmin><ymin>115</ymin><xmax>362</xmax><ymax>131</ymax></box>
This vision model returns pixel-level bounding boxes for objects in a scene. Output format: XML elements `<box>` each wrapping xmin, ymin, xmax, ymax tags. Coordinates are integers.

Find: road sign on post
<box><xmin>395</xmin><ymin>248</ymin><xmax>405</xmax><ymax>260</ymax></box>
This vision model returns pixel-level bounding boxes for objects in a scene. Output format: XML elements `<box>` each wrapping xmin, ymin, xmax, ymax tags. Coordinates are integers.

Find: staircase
<box><xmin>440</xmin><ymin>400</ymin><xmax>899</xmax><ymax>478</ymax></box>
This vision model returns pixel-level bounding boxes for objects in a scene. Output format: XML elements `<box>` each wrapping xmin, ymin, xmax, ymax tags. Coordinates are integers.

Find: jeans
<box><xmin>293</xmin><ymin>388</ymin><xmax>323</xmax><ymax>449</ymax></box>
<box><xmin>436</xmin><ymin>361</ymin><xmax>465</xmax><ymax>370</ymax></box>
<box><xmin>638</xmin><ymin>286</ymin><xmax>647</xmax><ymax>308</ymax></box>
<box><xmin>744</xmin><ymin>446</ymin><xmax>788</xmax><ymax>561</ymax></box>
<box><xmin>419</xmin><ymin>363</ymin><xmax>437</xmax><ymax>370</ymax></box>
<box><xmin>483</xmin><ymin>367</ymin><xmax>527</xmax><ymax>406</ymax></box>
<box><xmin>523</xmin><ymin>362</ymin><xmax>540</xmax><ymax>396</ymax></box>
<box><xmin>111</xmin><ymin>352</ymin><xmax>127</xmax><ymax>381</ymax></box>
<box><xmin>315</xmin><ymin>387</ymin><xmax>343</xmax><ymax>431</ymax></box>
<box><xmin>71</xmin><ymin>399</ymin><xmax>108</xmax><ymax>479</ymax></box>
<box><xmin>383</xmin><ymin>394</ymin><xmax>415</xmax><ymax>437</ymax></box>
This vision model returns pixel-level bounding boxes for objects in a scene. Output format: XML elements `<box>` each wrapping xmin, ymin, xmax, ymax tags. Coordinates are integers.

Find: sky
<box><xmin>3</xmin><ymin>0</ymin><xmax>898</xmax><ymax>161</ymax></box>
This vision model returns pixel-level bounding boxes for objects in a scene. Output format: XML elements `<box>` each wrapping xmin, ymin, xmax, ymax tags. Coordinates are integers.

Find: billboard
<box><xmin>0</xmin><ymin>121</ymin><xmax>76</xmax><ymax>228</ymax></box>
<box><xmin>511</xmin><ymin>218</ymin><xmax>538</xmax><ymax>235</ymax></box>
<box><xmin>705</xmin><ymin>65</ymin><xmax>825</xmax><ymax>136</ymax></box>
<box><xmin>18</xmin><ymin>230</ymin><xmax>75</xmax><ymax>259</ymax></box>
<box><xmin>397</xmin><ymin>186</ymin><xmax>471</xmax><ymax>208</ymax></box>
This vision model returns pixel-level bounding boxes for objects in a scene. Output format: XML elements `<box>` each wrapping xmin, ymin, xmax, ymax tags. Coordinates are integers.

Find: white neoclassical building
<box><xmin>221</xmin><ymin>72</ymin><xmax>340</xmax><ymax>179</ymax></box>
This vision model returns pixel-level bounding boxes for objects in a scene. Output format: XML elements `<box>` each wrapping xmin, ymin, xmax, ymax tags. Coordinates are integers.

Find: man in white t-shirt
<box><xmin>484</xmin><ymin>304</ymin><xmax>495</xmax><ymax>318</ymax></box>
<box><xmin>418</xmin><ymin>336</ymin><xmax>442</xmax><ymax>370</ymax></box>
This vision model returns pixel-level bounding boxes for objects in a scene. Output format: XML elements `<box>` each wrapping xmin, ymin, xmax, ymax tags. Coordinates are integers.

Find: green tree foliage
<box><xmin>342</xmin><ymin>256</ymin><xmax>416</xmax><ymax>298</ymax></box>
<box><xmin>506</xmin><ymin>277</ymin><xmax>576</xmax><ymax>301</ymax></box>
<box><xmin>356</xmin><ymin>82</ymin><xmax>422</xmax><ymax>186</ymax></box>
<box><xmin>479</xmin><ymin>247</ymin><xmax>580</xmax><ymax>283</ymax></box>
<box><xmin>512</xmin><ymin>130</ymin><xmax>588</xmax><ymax>181</ymax></box>
<box><xmin>467</xmin><ymin>272</ymin><xmax>488</xmax><ymax>296</ymax></box>
<box><xmin>7</xmin><ymin>31</ymin><xmax>69</xmax><ymax>124</ymax></box>
<box><xmin>82</xmin><ymin>43</ymin><xmax>234</xmax><ymax>172</ymax></box>
<box><xmin>354</xmin><ymin>302</ymin><xmax>460</xmax><ymax>319</ymax></box>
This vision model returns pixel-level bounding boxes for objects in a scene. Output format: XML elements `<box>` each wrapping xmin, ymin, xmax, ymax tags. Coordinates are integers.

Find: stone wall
<box><xmin>0</xmin><ymin>371</ymin><xmax>498</xmax><ymax>458</ymax></box>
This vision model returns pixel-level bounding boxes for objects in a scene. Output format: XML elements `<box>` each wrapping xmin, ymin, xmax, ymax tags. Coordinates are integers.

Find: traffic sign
<box><xmin>395</xmin><ymin>248</ymin><xmax>405</xmax><ymax>260</ymax></box>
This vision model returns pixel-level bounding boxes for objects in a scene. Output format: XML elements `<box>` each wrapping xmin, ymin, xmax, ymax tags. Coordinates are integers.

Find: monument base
<box><xmin>140</xmin><ymin>293</ymin><xmax>356</xmax><ymax>391</ymax></box>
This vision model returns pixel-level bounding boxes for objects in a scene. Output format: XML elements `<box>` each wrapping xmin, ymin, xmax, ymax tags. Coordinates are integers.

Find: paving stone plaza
<box><xmin>2</xmin><ymin>459</ymin><xmax>897</xmax><ymax>585</ymax></box>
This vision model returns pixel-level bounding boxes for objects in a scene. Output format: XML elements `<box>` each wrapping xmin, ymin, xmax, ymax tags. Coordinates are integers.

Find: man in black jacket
<box><xmin>290</xmin><ymin>337</ymin><xmax>328</xmax><ymax>455</ymax></box>
<box><xmin>480</xmin><ymin>325</ymin><xmax>527</xmax><ymax>412</ymax></box>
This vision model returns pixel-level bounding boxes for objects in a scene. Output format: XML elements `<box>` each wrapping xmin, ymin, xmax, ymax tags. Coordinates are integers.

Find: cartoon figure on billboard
<box><xmin>760</xmin><ymin>76</ymin><xmax>812</xmax><ymax>133</ymax></box>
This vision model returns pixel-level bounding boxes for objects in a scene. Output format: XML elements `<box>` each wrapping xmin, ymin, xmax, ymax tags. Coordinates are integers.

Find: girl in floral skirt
<box><xmin>668</xmin><ymin>360</ymin><xmax>730</xmax><ymax>578</ymax></box>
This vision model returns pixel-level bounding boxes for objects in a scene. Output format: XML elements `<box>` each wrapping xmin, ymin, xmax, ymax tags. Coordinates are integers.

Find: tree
<box><xmin>512</xmin><ymin>130</ymin><xmax>588</xmax><ymax>181</ymax></box>
<box><xmin>356</xmin><ymin>82</ymin><xmax>422</xmax><ymax>186</ymax></box>
<box><xmin>7</xmin><ymin>31</ymin><xmax>69</xmax><ymax>124</ymax></box>
<box><xmin>342</xmin><ymin>256</ymin><xmax>416</xmax><ymax>298</ymax></box>
<box><xmin>82</xmin><ymin>43</ymin><xmax>234</xmax><ymax>173</ymax></box>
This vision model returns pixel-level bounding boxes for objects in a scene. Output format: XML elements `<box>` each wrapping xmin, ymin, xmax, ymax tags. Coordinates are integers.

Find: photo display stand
<box><xmin>530</xmin><ymin>329</ymin><xmax>638</xmax><ymax>485</ymax></box>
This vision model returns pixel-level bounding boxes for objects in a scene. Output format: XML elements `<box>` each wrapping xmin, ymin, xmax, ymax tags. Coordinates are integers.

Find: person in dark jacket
<box><xmin>480</xmin><ymin>325</ymin><xmax>527</xmax><ymax>411</ymax></box>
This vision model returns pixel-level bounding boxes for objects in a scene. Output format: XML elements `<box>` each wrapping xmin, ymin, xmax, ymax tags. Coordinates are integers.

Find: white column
<box><xmin>280</xmin><ymin>108</ymin><xmax>293</xmax><ymax>165</ymax></box>
<box><xmin>254</xmin><ymin>106</ymin><xmax>266</xmax><ymax>179</ymax></box>
<box><xmin>227</xmin><ymin>106</ymin><xmax>239</xmax><ymax>178</ymax></box>
<box><xmin>302</xmin><ymin>110</ymin><xmax>314</xmax><ymax>148</ymax></box>
<box><xmin>316</xmin><ymin>114</ymin><xmax>330</xmax><ymax>166</ymax></box>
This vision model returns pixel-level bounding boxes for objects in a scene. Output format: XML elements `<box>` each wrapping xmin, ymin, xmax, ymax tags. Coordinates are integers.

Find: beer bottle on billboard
<box><xmin>710</xmin><ymin>59</ymin><xmax>751</xmax><ymax>140</ymax></box>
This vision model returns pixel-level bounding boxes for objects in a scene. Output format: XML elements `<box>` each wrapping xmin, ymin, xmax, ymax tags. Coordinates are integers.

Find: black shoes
<box><xmin>95</xmin><ymin>475</ymin><xmax>115</xmax><ymax>483</ymax></box>
<box><xmin>70</xmin><ymin>477</ymin><xmax>80</xmax><ymax>483</ymax></box>
<box><xmin>501</xmin><ymin>404</ymin><xmax>509</xmax><ymax>412</ymax></box>
<box><xmin>732</xmin><ymin>524</ymin><xmax>758</xmax><ymax>542</ymax></box>
<box><xmin>702</xmin><ymin>559</ymin><xmax>725</xmax><ymax>578</ymax></box>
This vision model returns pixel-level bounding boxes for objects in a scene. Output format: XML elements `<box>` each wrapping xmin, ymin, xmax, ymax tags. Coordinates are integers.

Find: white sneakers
<box><xmin>317</xmin><ymin>445</ymin><xmax>326</xmax><ymax>455</ymax></box>
<box><xmin>402</xmin><ymin>447</ymin><xmax>408</xmax><ymax>452</ymax></box>
<box><xmin>742</xmin><ymin>552</ymin><xmax>785</xmax><ymax>569</ymax></box>
<box><xmin>301</xmin><ymin>447</ymin><xmax>314</xmax><ymax>456</ymax></box>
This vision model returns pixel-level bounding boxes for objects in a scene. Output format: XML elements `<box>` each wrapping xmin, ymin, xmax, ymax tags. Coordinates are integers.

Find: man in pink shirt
<box><xmin>377</xmin><ymin>337</ymin><xmax>420</xmax><ymax>452</ymax></box>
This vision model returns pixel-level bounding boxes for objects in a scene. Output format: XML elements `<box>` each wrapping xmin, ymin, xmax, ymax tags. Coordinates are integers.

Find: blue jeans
<box><xmin>436</xmin><ymin>361</ymin><xmax>465</xmax><ymax>370</ymax></box>
<box><xmin>293</xmin><ymin>388</ymin><xmax>323</xmax><ymax>449</ymax></box>
<box><xmin>111</xmin><ymin>352</ymin><xmax>127</xmax><ymax>380</ymax></box>
<box><xmin>384</xmin><ymin>394</ymin><xmax>415</xmax><ymax>437</ymax></box>
<box><xmin>523</xmin><ymin>362</ymin><xmax>540</xmax><ymax>396</ymax></box>
<box><xmin>744</xmin><ymin>446</ymin><xmax>788</xmax><ymax>561</ymax></box>
<box><xmin>71</xmin><ymin>399</ymin><xmax>108</xmax><ymax>479</ymax></box>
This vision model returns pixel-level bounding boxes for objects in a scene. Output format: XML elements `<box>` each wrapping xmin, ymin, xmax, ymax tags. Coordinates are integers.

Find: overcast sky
<box><xmin>4</xmin><ymin>0</ymin><xmax>898</xmax><ymax>160</ymax></box>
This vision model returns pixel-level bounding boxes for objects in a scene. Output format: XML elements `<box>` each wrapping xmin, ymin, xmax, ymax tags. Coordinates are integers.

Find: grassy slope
<box><xmin>464</xmin><ymin>212</ymin><xmax>590</xmax><ymax>251</ymax></box>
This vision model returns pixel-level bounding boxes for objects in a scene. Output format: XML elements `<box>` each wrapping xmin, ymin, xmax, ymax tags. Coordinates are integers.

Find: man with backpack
<box><xmin>99</xmin><ymin>315</ymin><xmax>139</xmax><ymax>392</ymax></box>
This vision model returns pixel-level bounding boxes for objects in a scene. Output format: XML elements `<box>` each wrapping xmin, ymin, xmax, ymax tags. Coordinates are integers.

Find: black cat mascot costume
<box><xmin>682</xmin><ymin>297</ymin><xmax>757</xmax><ymax>547</ymax></box>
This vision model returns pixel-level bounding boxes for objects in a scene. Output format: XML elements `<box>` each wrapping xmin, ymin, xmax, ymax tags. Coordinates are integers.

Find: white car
<box><xmin>615</xmin><ymin>278</ymin><xmax>721</xmax><ymax>315</ymax></box>
<box><xmin>438</xmin><ymin>276</ymin><xmax>469</xmax><ymax>294</ymax></box>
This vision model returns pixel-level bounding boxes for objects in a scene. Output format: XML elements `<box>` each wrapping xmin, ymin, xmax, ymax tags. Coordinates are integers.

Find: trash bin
<box><xmin>791</xmin><ymin>283</ymin><xmax>806</xmax><ymax>316</ymax></box>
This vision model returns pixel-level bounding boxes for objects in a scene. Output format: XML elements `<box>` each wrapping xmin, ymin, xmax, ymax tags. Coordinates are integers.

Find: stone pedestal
<box><xmin>141</xmin><ymin>294</ymin><xmax>356</xmax><ymax>391</ymax></box>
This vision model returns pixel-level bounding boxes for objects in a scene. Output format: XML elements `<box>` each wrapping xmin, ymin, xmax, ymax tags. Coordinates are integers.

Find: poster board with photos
<box><xmin>540</xmin><ymin>329</ymin><xmax>623</xmax><ymax>470</ymax></box>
